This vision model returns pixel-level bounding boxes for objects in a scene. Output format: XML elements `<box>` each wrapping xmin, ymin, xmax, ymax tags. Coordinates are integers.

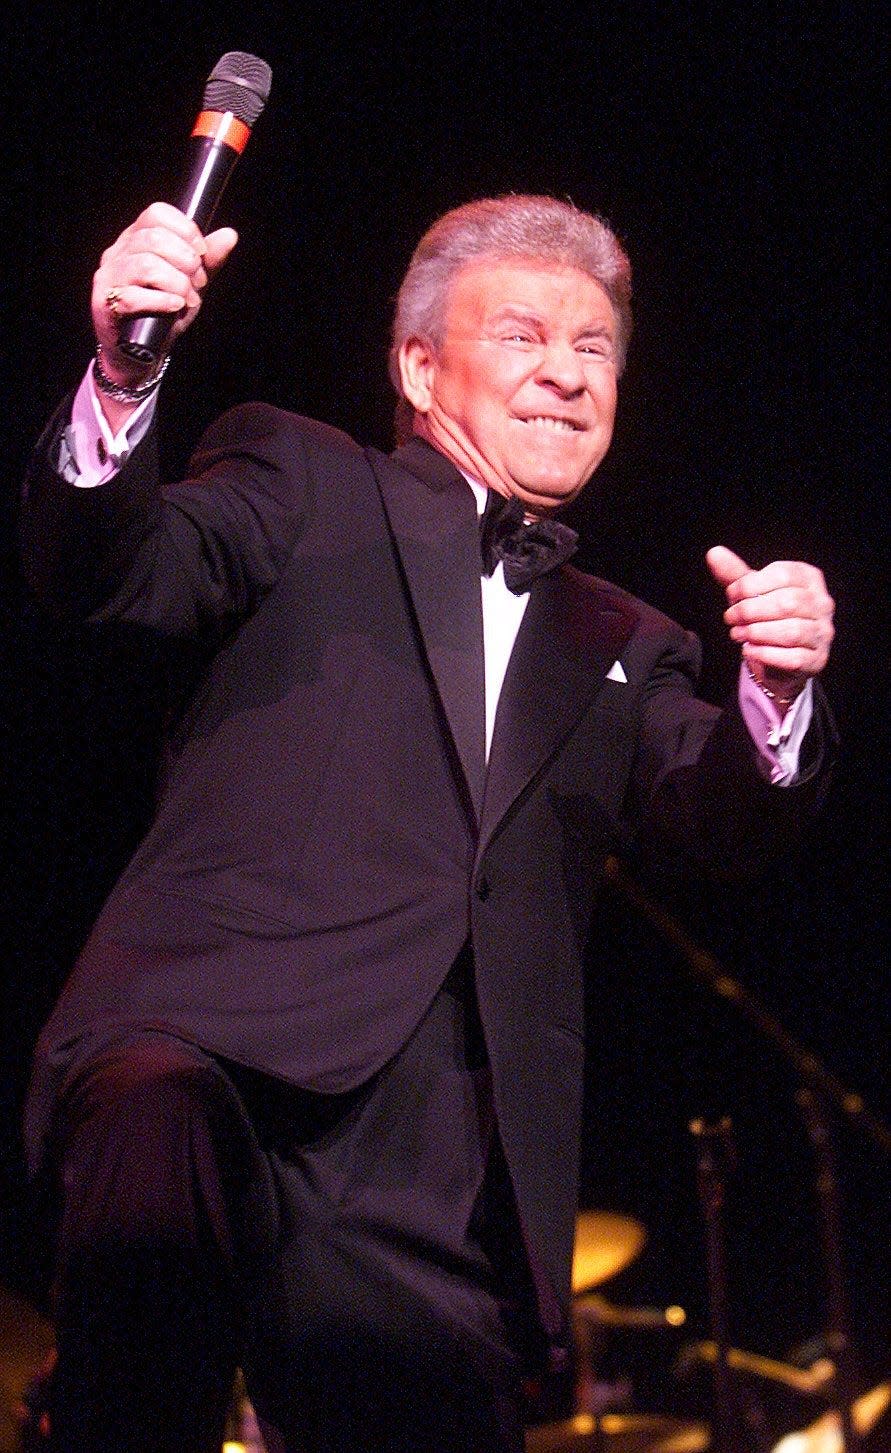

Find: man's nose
<box><xmin>536</xmin><ymin>340</ymin><xmax>586</xmax><ymax>393</ymax></box>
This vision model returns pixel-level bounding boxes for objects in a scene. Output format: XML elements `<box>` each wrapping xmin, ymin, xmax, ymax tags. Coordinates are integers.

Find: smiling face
<box><xmin>398</xmin><ymin>257</ymin><xmax>619</xmax><ymax>513</ymax></box>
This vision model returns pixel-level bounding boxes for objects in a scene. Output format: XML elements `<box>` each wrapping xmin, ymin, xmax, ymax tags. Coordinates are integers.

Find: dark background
<box><xmin>1</xmin><ymin>0</ymin><xmax>887</xmax><ymax>1430</ymax></box>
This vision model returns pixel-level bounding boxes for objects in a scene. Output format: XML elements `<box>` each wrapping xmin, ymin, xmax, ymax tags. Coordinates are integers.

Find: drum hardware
<box><xmin>537</xmin><ymin>1211</ymin><xmax>707</xmax><ymax>1450</ymax></box>
<box><xmin>575</xmin><ymin>1295</ymin><xmax>686</xmax><ymax>1332</ymax></box>
<box><xmin>570</xmin><ymin>1210</ymin><xmax>653</xmax><ymax>1420</ymax></box>
<box><xmin>525</xmin><ymin>1410</ymin><xmax>711</xmax><ymax>1450</ymax></box>
<box><xmin>593</xmin><ymin>861</ymin><xmax>891</xmax><ymax>1453</ymax></box>
<box><xmin>690</xmin><ymin>1116</ymin><xmax>748</xmax><ymax>1453</ymax></box>
<box><xmin>678</xmin><ymin>1342</ymin><xmax>836</xmax><ymax>1398</ymax></box>
<box><xmin>793</xmin><ymin>1089</ymin><xmax>864</xmax><ymax>1453</ymax></box>
<box><xmin>770</xmin><ymin>1381</ymin><xmax>890</xmax><ymax>1453</ymax></box>
<box><xmin>571</xmin><ymin>1296</ymin><xmax>687</xmax><ymax>1418</ymax></box>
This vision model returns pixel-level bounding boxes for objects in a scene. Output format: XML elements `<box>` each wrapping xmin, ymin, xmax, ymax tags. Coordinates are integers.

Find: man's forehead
<box><xmin>444</xmin><ymin>255</ymin><xmax>615</xmax><ymax>326</ymax></box>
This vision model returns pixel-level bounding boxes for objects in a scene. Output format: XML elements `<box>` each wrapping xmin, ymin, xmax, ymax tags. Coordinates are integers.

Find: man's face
<box><xmin>399</xmin><ymin>257</ymin><xmax>619</xmax><ymax>513</ymax></box>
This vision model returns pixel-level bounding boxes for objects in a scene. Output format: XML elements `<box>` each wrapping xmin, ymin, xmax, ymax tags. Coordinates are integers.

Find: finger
<box><xmin>706</xmin><ymin>545</ymin><xmax>751</xmax><ymax>587</ymax></box>
<box><xmin>93</xmin><ymin>267</ymin><xmax>192</xmax><ymax>337</ymax></box>
<box><xmin>97</xmin><ymin>283</ymin><xmax>190</xmax><ymax>320</ymax></box>
<box><xmin>724</xmin><ymin>585</ymin><xmax>809</xmax><ymax>625</ymax></box>
<box><xmin>723</xmin><ymin>560</ymin><xmax>818</xmax><ymax>604</ymax></box>
<box><xmin>729</xmin><ymin>618</ymin><xmax>821</xmax><ymax>649</ymax></box>
<box><xmin>107</xmin><ymin>247</ymin><xmax>202</xmax><ymax>295</ymax></box>
<box><xmin>108</xmin><ymin>226</ymin><xmax>207</xmax><ymax>277</ymax></box>
<box><xmin>203</xmin><ymin>227</ymin><xmax>238</xmax><ymax>274</ymax></box>
<box><xmin>130</xmin><ymin>202</ymin><xmax>208</xmax><ymax>247</ymax></box>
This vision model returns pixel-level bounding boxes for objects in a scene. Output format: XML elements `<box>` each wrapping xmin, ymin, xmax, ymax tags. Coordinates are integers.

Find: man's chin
<box><xmin>508</xmin><ymin>475</ymin><xmax>589</xmax><ymax>514</ymax></box>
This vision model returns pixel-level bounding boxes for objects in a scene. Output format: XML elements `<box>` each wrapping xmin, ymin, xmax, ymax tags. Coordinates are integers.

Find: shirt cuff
<box><xmin>57</xmin><ymin>365</ymin><xmax>158</xmax><ymax>487</ymax></box>
<box><xmin>738</xmin><ymin>664</ymin><xmax>814</xmax><ymax>785</ymax></box>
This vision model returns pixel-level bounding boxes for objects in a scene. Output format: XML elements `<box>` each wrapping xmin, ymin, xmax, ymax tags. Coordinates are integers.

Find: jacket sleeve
<box><xmin>19</xmin><ymin>401</ymin><xmax>332</xmax><ymax>643</ymax></box>
<box><xmin>622</xmin><ymin>615</ymin><xmax>837</xmax><ymax>878</ymax></box>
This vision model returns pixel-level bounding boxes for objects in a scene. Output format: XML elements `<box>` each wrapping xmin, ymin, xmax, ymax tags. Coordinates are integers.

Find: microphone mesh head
<box><xmin>203</xmin><ymin>52</ymin><xmax>272</xmax><ymax>127</ymax></box>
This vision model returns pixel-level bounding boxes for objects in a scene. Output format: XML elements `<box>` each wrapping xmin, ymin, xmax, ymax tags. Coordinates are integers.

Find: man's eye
<box><xmin>579</xmin><ymin>342</ymin><xmax>612</xmax><ymax>358</ymax></box>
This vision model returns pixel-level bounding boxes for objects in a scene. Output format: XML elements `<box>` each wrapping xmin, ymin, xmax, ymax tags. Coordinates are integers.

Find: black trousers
<box><xmin>44</xmin><ymin>961</ymin><xmax>541</xmax><ymax>1452</ymax></box>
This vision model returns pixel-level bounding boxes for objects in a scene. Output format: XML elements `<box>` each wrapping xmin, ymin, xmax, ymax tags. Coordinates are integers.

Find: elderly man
<box><xmin>20</xmin><ymin>194</ymin><xmax>835</xmax><ymax>1452</ymax></box>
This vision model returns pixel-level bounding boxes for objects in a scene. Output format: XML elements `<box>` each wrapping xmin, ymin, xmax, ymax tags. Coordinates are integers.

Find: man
<box><xmin>19</xmin><ymin>194</ymin><xmax>835</xmax><ymax>1452</ymax></box>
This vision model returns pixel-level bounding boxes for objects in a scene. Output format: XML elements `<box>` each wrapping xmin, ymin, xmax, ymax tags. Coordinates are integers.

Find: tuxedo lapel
<box><xmin>479</xmin><ymin>566</ymin><xmax>638</xmax><ymax>853</ymax></box>
<box><xmin>368</xmin><ymin>438</ymin><xmax>487</xmax><ymax>818</ymax></box>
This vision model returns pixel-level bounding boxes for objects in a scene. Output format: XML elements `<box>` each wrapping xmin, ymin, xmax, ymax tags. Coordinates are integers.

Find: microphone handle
<box><xmin>118</xmin><ymin>131</ymin><xmax>241</xmax><ymax>365</ymax></box>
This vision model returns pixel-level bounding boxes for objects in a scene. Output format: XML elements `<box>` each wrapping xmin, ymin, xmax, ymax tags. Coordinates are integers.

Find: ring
<box><xmin>105</xmin><ymin>287</ymin><xmax>123</xmax><ymax>317</ymax></box>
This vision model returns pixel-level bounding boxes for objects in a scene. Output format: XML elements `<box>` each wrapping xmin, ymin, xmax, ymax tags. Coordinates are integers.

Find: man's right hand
<box><xmin>91</xmin><ymin>202</ymin><xmax>238</xmax><ymax>416</ymax></box>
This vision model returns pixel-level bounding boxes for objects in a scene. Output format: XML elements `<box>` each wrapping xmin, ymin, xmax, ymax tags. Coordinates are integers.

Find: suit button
<box><xmin>475</xmin><ymin>876</ymin><xmax>491</xmax><ymax>901</ymax></box>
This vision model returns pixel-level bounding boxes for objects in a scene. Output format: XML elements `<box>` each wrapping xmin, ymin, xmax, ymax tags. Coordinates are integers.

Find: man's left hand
<box><xmin>706</xmin><ymin>545</ymin><xmax>835</xmax><ymax>703</ymax></box>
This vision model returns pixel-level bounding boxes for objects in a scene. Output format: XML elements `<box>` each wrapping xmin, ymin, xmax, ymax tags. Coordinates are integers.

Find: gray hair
<box><xmin>389</xmin><ymin>194</ymin><xmax>632</xmax><ymax>436</ymax></box>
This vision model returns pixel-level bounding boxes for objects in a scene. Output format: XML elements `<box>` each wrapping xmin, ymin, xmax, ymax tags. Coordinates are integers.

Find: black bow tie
<box><xmin>479</xmin><ymin>492</ymin><xmax>579</xmax><ymax>594</ymax></box>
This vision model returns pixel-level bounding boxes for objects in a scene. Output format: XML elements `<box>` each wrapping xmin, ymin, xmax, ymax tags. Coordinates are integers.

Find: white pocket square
<box><xmin>606</xmin><ymin>660</ymin><xmax>627</xmax><ymax>683</ymax></box>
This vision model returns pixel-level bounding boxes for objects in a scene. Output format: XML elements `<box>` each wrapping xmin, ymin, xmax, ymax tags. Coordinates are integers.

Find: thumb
<box><xmin>203</xmin><ymin>227</ymin><xmax>239</xmax><ymax>275</ymax></box>
<box><xmin>706</xmin><ymin>544</ymin><xmax>751</xmax><ymax>587</ymax></box>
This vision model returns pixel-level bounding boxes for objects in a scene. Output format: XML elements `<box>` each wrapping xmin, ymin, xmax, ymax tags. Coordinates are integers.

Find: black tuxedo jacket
<box><xmin>20</xmin><ymin>403</ymin><xmax>834</xmax><ymax>1337</ymax></box>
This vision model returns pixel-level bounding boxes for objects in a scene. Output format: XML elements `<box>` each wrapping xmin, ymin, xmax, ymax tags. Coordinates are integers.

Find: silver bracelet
<box><xmin>92</xmin><ymin>343</ymin><xmax>171</xmax><ymax>404</ymax></box>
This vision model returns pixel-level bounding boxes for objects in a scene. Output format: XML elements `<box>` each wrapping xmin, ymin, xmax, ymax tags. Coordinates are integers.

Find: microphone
<box><xmin>119</xmin><ymin>51</ymin><xmax>272</xmax><ymax>365</ymax></box>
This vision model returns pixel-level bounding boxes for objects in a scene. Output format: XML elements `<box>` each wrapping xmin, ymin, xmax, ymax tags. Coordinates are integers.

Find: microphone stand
<box><xmin>603</xmin><ymin>857</ymin><xmax>890</xmax><ymax>1452</ymax></box>
<box><xmin>795</xmin><ymin>1087</ymin><xmax>862</xmax><ymax>1453</ymax></box>
<box><xmin>689</xmin><ymin>1117</ymin><xmax>743</xmax><ymax>1453</ymax></box>
<box><xmin>603</xmin><ymin>858</ymin><xmax>890</xmax><ymax>1158</ymax></box>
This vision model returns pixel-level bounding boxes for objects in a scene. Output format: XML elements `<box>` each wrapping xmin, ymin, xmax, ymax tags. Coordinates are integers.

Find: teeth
<box><xmin>523</xmin><ymin>416</ymin><xmax>578</xmax><ymax>432</ymax></box>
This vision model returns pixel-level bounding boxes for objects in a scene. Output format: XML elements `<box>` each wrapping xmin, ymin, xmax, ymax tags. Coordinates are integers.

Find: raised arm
<box><xmin>90</xmin><ymin>203</ymin><xmax>238</xmax><ymax>431</ymax></box>
<box><xmin>20</xmin><ymin>207</ymin><xmax>312</xmax><ymax>637</ymax></box>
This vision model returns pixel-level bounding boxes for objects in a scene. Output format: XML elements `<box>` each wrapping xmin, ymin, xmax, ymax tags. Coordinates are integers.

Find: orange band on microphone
<box><xmin>191</xmin><ymin>111</ymin><xmax>251</xmax><ymax>153</ymax></box>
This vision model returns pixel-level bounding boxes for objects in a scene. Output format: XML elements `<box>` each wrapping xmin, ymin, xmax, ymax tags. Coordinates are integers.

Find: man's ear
<box><xmin>398</xmin><ymin>337</ymin><xmax>436</xmax><ymax>413</ymax></box>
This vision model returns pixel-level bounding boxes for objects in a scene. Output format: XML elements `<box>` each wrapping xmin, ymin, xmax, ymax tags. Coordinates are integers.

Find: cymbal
<box><xmin>572</xmin><ymin>1211</ymin><xmax>647</xmax><ymax>1293</ymax></box>
<box><xmin>527</xmin><ymin>1412</ymin><xmax>710</xmax><ymax>1451</ymax></box>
